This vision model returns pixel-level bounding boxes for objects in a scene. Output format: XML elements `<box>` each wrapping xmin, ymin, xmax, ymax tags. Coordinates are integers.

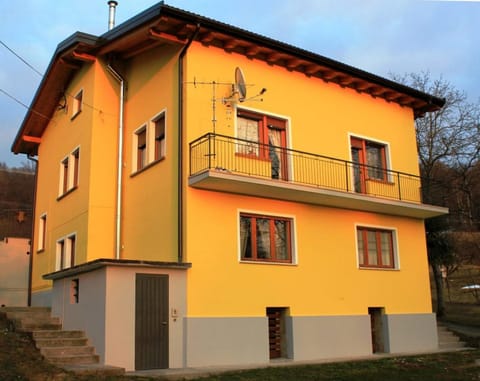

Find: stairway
<box><xmin>437</xmin><ymin>321</ymin><xmax>467</xmax><ymax>350</ymax></box>
<box><xmin>0</xmin><ymin>307</ymin><xmax>124</xmax><ymax>376</ymax></box>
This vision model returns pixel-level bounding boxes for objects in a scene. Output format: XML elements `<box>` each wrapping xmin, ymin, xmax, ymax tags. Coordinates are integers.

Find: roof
<box><xmin>12</xmin><ymin>1</ymin><xmax>445</xmax><ymax>156</ymax></box>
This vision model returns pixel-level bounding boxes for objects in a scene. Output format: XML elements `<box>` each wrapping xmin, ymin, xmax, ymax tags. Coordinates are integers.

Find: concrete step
<box><xmin>15</xmin><ymin>320</ymin><xmax>63</xmax><ymax>332</ymax></box>
<box><xmin>32</xmin><ymin>330</ymin><xmax>85</xmax><ymax>339</ymax></box>
<box><xmin>47</xmin><ymin>354</ymin><xmax>100</xmax><ymax>366</ymax></box>
<box><xmin>439</xmin><ymin>340</ymin><xmax>466</xmax><ymax>349</ymax></box>
<box><xmin>41</xmin><ymin>345</ymin><xmax>95</xmax><ymax>357</ymax></box>
<box><xmin>1</xmin><ymin>306</ymin><xmax>124</xmax><ymax>376</ymax></box>
<box><xmin>63</xmin><ymin>364</ymin><xmax>126</xmax><ymax>376</ymax></box>
<box><xmin>437</xmin><ymin>322</ymin><xmax>467</xmax><ymax>350</ymax></box>
<box><xmin>35</xmin><ymin>337</ymin><xmax>89</xmax><ymax>348</ymax></box>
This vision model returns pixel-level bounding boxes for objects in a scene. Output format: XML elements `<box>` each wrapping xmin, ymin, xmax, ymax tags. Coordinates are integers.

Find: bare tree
<box><xmin>392</xmin><ymin>71</ymin><xmax>480</xmax><ymax>317</ymax></box>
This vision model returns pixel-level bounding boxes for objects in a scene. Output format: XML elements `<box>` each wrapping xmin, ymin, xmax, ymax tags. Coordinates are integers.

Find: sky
<box><xmin>0</xmin><ymin>0</ymin><xmax>479</xmax><ymax>167</ymax></box>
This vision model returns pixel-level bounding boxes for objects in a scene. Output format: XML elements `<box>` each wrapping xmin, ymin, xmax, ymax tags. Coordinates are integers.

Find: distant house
<box><xmin>12</xmin><ymin>2</ymin><xmax>448</xmax><ymax>372</ymax></box>
<box><xmin>0</xmin><ymin>237</ymin><xmax>29</xmax><ymax>306</ymax></box>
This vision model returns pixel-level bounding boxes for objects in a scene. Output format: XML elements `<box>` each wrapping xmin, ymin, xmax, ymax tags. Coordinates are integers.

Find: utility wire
<box><xmin>0</xmin><ymin>40</ymin><xmax>114</xmax><ymax>119</ymax></box>
<box><xmin>0</xmin><ymin>40</ymin><xmax>43</xmax><ymax>77</ymax></box>
<box><xmin>0</xmin><ymin>88</ymin><xmax>52</xmax><ymax>122</ymax></box>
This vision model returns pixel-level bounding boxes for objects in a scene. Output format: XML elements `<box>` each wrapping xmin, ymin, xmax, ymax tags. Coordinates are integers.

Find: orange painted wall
<box><xmin>182</xmin><ymin>42</ymin><xmax>431</xmax><ymax>317</ymax></box>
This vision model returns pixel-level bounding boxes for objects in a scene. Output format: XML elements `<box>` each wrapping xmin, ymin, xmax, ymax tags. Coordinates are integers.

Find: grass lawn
<box><xmin>185</xmin><ymin>352</ymin><xmax>480</xmax><ymax>381</ymax></box>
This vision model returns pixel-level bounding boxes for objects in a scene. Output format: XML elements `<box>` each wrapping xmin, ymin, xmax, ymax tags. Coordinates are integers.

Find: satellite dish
<box><xmin>235</xmin><ymin>67</ymin><xmax>247</xmax><ymax>102</ymax></box>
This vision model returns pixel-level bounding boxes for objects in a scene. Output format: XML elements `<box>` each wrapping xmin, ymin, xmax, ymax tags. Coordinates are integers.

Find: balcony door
<box><xmin>237</xmin><ymin>110</ymin><xmax>288</xmax><ymax>181</ymax></box>
<box><xmin>351</xmin><ymin>137</ymin><xmax>387</xmax><ymax>194</ymax></box>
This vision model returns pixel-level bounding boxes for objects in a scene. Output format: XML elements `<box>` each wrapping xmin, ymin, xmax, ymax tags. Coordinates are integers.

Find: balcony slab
<box><xmin>189</xmin><ymin>169</ymin><xmax>448</xmax><ymax>219</ymax></box>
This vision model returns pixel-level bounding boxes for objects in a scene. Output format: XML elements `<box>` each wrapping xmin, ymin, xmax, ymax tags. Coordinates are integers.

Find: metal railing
<box><xmin>190</xmin><ymin>133</ymin><xmax>431</xmax><ymax>204</ymax></box>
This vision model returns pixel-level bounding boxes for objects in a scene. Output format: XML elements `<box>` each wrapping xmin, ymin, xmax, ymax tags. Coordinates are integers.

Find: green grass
<box><xmin>184</xmin><ymin>352</ymin><xmax>480</xmax><ymax>381</ymax></box>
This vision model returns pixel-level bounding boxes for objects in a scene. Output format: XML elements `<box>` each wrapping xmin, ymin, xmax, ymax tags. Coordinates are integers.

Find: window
<box><xmin>237</xmin><ymin>109</ymin><xmax>288</xmax><ymax>180</ymax></box>
<box><xmin>58</xmin><ymin>148</ymin><xmax>80</xmax><ymax>197</ymax></box>
<box><xmin>351</xmin><ymin>137</ymin><xmax>388</xmax><ymax>181</ymax></box>
<box><xmin>56</xmin><ymin>234</ymin><xmax>76</xmax><ymax>271</ymax></box>
<box><xmin>38</xmin><ymin>214</ymin><xmax>47</xmax><ymax>252</ymax></box>
<box><xmin>72</xmin><ymin>90</ymin><xmax>83</xmax><ymax>118</ymax></box>
<box><xmin>70</xmin><ymin>279</ymin><xmax>79</xmax><ymax>304</ymax></box>
<box><xmin>154</xmin><ymin>114</ymin><xmax>166</xmax><ymax>161</ymax></box>
<box><xmin>351</xmin><ymin>136</ymin><xmax>389</xmax><ymax>194</ymax></box>
<box><xmin>135</xmin><ymin>127</ymin><xmax>147</xmax><ymax>171</ymax></box>
<box><xmin>132</xmin><ymin>111</ymin><xmax>167</xmax><ymax>173</ymax></box>
<box><xmin>240</xmin><ymin>213</ymin><xmax>293</xmax><ymax>263</ymax></box>
<box><xmin>357</xmin><ymin>227</ymin><xmax>395</xmax><ymax>269</ymax></box>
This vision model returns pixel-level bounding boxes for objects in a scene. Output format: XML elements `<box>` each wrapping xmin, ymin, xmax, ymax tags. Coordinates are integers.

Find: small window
<box><xmin>56</xmin><ymin>234</ymin><xmax>76</xmax><ymax>271</ymax></box>
<box><xmin>357</xmin><ymin>227</ymin><xmax>395</xmax><ymax>269</ymax></box>
<box><xmin>61</xmin><ymin>157</ymin><xmax>69</xmax><ymax>194</ymax></box>
<box><xmin>58</xmin><ymin>148</ymin><xmax>80</xmax><ymax>197</ymax></box>
<box><xmin>136</xmin><ymin>127</ymin><xmax>147</xmax><ymax>171</ymax></box>
<box><xmin>72</xmin><ymin>90</ymin><xmax>83</xmax><ymax>118</ymax></box>
<box><xmin>240</xmin><ymin>213</ymin><xmax>293</xmax><ymax>263</ymax></box>
<box><xmin>38</xmin><ymin>214</ymin><xmax>47</xmax><ymax>252</ymax></box>
<box><xmin>72</xmin><ymin>149</ymin><xmax>80</xmax><ymax>188</ymax></box>
<box><xmin>154</xmin><ymin>114</ymin><xmax>166</xmax><ymax>161</ymax></box>
<box><xmin>70</xmin><ymin>279</ymin><xmax>79</xmax><ymax>304</ymax></box>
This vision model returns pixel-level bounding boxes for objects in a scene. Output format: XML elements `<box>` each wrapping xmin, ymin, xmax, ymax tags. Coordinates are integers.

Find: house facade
<box><xmin>12</xmin><ymin>3</ymin><xmax>447</xmax><ymax>371</ymax></box>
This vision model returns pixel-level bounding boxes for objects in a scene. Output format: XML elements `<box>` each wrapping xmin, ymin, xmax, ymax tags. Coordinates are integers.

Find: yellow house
<box><xmin>12</xmin><ymin>2</ymin><xmax>448</xmax><ymax>371</ymax></box>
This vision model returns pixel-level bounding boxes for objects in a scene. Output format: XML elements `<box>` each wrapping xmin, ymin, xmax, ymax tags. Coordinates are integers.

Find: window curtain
<box><xmin>240</xmin><ymin>216</ymin><xmax>252</xmax><ymax>258</ymax></box>
<box><xmin>256</xmin><ymin>218</ymin><xmax>271</xmax><ymax>259</ymax></box>
<box><xmin>237</xmin><ymin>117</ymin><xmax>259</xmax><ymax>155</ymax></box>
<box><xmin>268</xmin><ymin>128</ymin><xmax>282</xmax><ymax>179</ymax></box>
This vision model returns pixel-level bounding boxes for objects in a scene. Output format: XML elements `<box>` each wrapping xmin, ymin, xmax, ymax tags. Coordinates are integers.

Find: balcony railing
<box><xmin>189</xmin><ymin>133</ymin><xmax>434</xmax><ymax>205</ymax></box>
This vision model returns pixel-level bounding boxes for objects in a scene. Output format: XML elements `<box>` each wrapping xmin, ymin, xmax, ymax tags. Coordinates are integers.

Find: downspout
<box><xmin>177</xmin><ymin>24</ymin><xmax>200</xmax><ymax>263</ymax></box>
<box><xmin>106</xmin><ymin>63</ymin><xmax>125</xmax><ymax>260</ymax></box>
<box><xmin>26</xmin><ymin>155</ymin><xmax>38</xmax><ymax>306</ymax></box>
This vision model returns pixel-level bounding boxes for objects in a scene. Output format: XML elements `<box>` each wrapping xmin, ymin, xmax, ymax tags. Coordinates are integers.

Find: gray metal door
<box><xmin>135</xmin><ymin>274</ymin><xmax>169</xmax><ymax>370</ymax></box>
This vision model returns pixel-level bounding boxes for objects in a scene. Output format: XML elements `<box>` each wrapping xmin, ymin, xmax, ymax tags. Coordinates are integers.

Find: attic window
<box><xmin>72</xmin><ymin>90</ymin><xmax>83</xmax><ymax>119</ymax></box>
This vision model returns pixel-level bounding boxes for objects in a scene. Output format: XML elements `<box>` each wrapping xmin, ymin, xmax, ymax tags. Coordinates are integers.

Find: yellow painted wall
<box><xmin>32</xmin><ymin>59</ymin><xmax>120</xmax><ymax>294</ymax></box>
<box><xmin>183</xmin><ymin>42</ymin><xmax>431</xmax><ymax>317</ymax></box>
<box><xmin>120</xmin><ymin>45</ymin><xmax>181</xmax><ymax>262</ymax></box>
<box><xmin>32</xmin><ymin>62</ymin><xmax>96</xmax><ymax>293</ymax></box>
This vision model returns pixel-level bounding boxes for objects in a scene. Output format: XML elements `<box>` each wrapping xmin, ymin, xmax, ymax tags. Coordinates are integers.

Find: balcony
<box><xmin>188</xmin><ymin>133</ymin><xmax>448</xmax><ymax>219</ymax></box>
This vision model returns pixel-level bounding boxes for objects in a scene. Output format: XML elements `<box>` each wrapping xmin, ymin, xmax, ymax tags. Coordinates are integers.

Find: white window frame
<box><xmin>38</xmin><ymin>213</ymin><xmax>47</xmax><ymax>252</ymax></box>
<box><xmin>55</xmin><ymin>234</ymin><xmax>76</xmax><ymax>271</ymax></box>
<box><xmin>151</xmin><ymin>110</ymin><xmax>166</xmax><ymax>162</ymax></box>
<box><xmin>58</xmin><ymin>147</ymin><xmax>80</xmax><ymax>197</ymax></box>
<box><xmin>237</xmin><ymin>209</ymin><xmax>297</xmax><ymax>265</ymax></box>
<box><xmin>354</xmin><ymin>223</ymin><xmax>400</xmax><ymax>270</ymax></box>
<box><xmin>71</xmin><ymin>89</ymin><xmax>83</xmax><ymax>119</ymax></box>
<box><xmin>133</xmin><ymin>125</ymin><xmax>147</xmax><ymax>172</ymax></box>
<box><xmin>132</xmin><ymin>109</ymin><xmax>167</xmax><ymax>173</ymax></box>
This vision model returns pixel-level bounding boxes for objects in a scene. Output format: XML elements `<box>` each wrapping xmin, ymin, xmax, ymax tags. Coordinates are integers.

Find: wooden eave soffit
<box><xmin>72</xmin><ymin>50</ymin><xmax>96</xmax><ymax>62</ymax></box>
<box><xmin>22</xmin><ymin>135</ymin><xmax>41</xmax><ymax>144</ymax></box>
<box><xmin>149</xmin><ymin>28</ymin><xmax>187</xmax><ymax>44</ymax></box>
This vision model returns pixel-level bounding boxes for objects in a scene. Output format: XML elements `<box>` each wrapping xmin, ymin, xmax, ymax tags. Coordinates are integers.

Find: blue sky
<box><xmin>0</xmin><ymin>0</ymin><xmax>479</xmax><ymax>166</ymax></box>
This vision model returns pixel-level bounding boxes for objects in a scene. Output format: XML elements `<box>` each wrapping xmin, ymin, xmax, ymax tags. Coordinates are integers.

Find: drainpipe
<box><xmin>26</xmin><ymin>155</ymin><xmax>38</xmax><ymax>306</ymax></box>
<box><xmin>106</xmin><ymin>63</ymin><xmax>125</xmax><ymax>260</ymax></box>
<box><xmin>177</xmin><ymin>24</ymin><xmax>200</xmax><ymax>263</ymax></box>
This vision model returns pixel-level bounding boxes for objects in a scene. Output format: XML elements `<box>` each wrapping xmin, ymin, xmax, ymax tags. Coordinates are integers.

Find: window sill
<box><xmin>130</xmin><ymin>157</ymin><xmax>165</xmax><ymax>177</ymax></box>
<box><xmin>70</xmin><ymin>110</ymin><xmax>81</xmax><ymax>121</ymax></box>
<box><xmin>57</xmin><ymin>186</ymin><xmax>78</xmax><ymax>201</ymax></box>
<box><xmin>358</xmin><ymin>266</ymin><xmax>399</xmax><ymax>271</ymax></box>
<box><xmin>240</xmin><ymin>260</ymin><xmax>297</xmax><ymax>266</ymax></box>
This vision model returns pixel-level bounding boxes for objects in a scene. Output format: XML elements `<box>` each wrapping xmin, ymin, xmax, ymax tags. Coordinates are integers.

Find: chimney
<box><xmin>108</xmin><ymin>1</ymin><xmax>118</xmax><ymax>31</ymax></box>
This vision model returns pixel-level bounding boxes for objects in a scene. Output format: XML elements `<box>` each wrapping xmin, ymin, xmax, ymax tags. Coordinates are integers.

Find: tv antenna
<box><xmin>186</xmin><ymin>67</ymin><xmax>267</xmax><ymax>134</ymax></box>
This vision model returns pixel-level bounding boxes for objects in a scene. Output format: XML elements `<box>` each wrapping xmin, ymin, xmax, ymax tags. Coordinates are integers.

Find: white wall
<box><xmin>0</xmin><ymin>238</ymin><xmax>29</xmax><ymax>307</ymax></box>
